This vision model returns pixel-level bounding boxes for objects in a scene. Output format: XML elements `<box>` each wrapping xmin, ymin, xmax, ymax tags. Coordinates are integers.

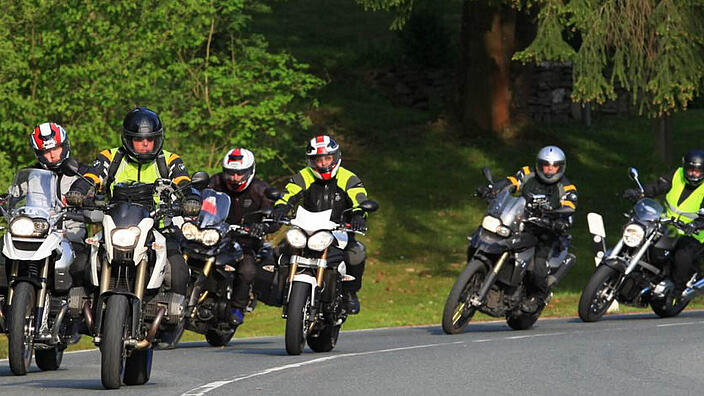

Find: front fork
<box><xmin>469</xmin><ymin>251</ymin><xmax>509</xmax><ymax>307</ymax></box>
<box><xmin>282</xmin><ymin>249</ymin><xmax>328</xmax><ymax>321</ymax></box>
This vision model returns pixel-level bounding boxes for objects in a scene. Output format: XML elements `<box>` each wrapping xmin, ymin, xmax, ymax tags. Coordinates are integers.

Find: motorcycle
<box><xmin>180</xmin><ymin>187</ymin><xmax>246</xmax><ymax>347</ymax></box>
<box><xmin>442</xmin><ymin>168</ymin><xmax>576</xmax><ymax>334</ymax></box>
<box><xmin>274</xmin><ymin>196</ymin><xmax>378</xmax><ymax>355</ymax></box>
<box><xmin>579</xmin><ymin>167</ymin><xmax>695</xmax><ymax>322</ymax></box>
<box><xmin>86</xmin><ymin>172</ymin><xmax>208</xmax><ymax>389</ymax></box>
<box><xmin>1</xmin><ymin>166</ymin><xmax>96</xmax><ymax>375</ymax></box>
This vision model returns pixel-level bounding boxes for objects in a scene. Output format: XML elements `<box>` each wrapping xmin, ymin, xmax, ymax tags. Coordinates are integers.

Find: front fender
<box><xmin>600</xmin><ymin>258</ymin><xmax>627</xmax><ymax>274</ymax></box>
<box><xmin>287</xmin><ymin>274</ymin><xmax>317</xmax><ymax>307</ymax></box>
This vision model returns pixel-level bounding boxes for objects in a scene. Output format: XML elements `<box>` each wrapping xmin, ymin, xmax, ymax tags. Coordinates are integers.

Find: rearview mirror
<box><xmin>265</xmin><ymin>187</ymin><xmax>282</xmax><ymax>202</ymax></box>
<box><xmin>359</xmin><ymin>200</ymin><xmax>379</xmax><ymax>213</ymax></box>
<box><xmin>61</xmin><ymin>157</ymin><xmax>81</xmax><ymax>177</ymax></box>
<box><xmin>628</xmin><ymin>167</ymin><xmax>639</xmax><ymax>181</ymax></box>
<box><xmin>482</xmin><ymin>167</ymin><xmax>494</xmax><ymax>184</ymax></box>
<box><xmin>191</xmin><ymin>171</ymin><xmax>210</xmax><ymax>190</ymax></box>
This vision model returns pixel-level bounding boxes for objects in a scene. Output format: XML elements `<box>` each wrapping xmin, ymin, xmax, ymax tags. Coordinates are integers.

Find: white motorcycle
<box><xmin>274</xmin><ymin>198</ymin><xmax>378</xmax><ymax>355</ymax></box>
<box><xmin>1</xmin><ymin>167</ymin><xmax>94</xmax><ymax>375</ymax></box>
<box><xmin>85</xmin><ymin>173</ymin><xmax>207</xmax><ymax>389</ymax></box>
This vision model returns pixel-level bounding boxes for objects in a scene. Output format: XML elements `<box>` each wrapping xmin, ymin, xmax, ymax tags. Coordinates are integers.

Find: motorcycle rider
<box><xmin>66</xmin><ymin>107</ymin><xmax>201</xmax><ymax>309</ymax></box>
<box><xmin>208</xmin><ymin>148</ymin><xmax>280</xmax><ymax>325</ymax></box>
<box><xmin>623</xmin><ymin>149</ymin><xmax>704</xmax><ymax>299</ymax></box>
<box><xmin>271</xmin><ymin>135</ymin><xmax>370</xmax><ymax>314</ymax></box>
<box><xmin>479</xmin><ymin>145</ymin><xmax>578</xmax><ymax>312</ymax></box>
<box><xmin>1</xmin><ymin>123</ymin><xmax>90</xmax><ymax>328</ymax></box>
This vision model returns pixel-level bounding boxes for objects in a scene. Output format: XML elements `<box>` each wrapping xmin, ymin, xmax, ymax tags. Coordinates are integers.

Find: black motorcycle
<box><xmin>442</xmin><ymin>168</ymin><xmax>576</xmax><ymax>333</ymax></box>
<box><xmin>579</xmin><ymin>167</ymin><xmax>695</xmax><ymax>322</ymax></box>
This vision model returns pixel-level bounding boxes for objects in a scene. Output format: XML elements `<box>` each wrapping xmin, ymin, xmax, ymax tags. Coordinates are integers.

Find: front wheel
<box><xmin>285</xmin><ymin>282</ymin><xmax>312</xmax><ymax>355</ymax></box>
<box><xmin>578</xmin><ymin>265</ymin><xmax>621</xmax><ymax>322</ymax></box>
<box><xmin>441</xmin><ymin>260</ymin><xmax>487</xmax><ymax>334</ymax></box>
<box><xmin>101</xmin><ymin>295</ymin><xmax>129</xmax><ymax>389</ymax></box>
<box><xmin>35</xmin><ymin>347</ymin><xmax>64</xmax><ymax>371</ymax></box>
<box><xmin>8</xmin><ymin>282</ymin><xmax>36</xmax><ymax>375</ymax></box>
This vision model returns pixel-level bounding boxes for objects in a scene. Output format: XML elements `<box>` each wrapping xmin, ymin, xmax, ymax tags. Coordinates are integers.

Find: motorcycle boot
<box><xmin>344</xmin><ymin>290</ymin><xmax>360</xmax><ymax>315</ymax></box>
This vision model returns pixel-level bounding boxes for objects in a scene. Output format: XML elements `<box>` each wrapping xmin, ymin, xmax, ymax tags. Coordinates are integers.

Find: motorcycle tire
<box><xmin>123</xmin><ymin>348</ymin><xmax>153</xmax><ymax>385</ymax></box>
<box><xmin>578</xmin><ymin>265</ymin><xmax>621</xmax><ymax>322</ymax></box>
<box><xmin>307</xmin><ymin>324</ymin><xmax>341</xmax><ymax>353</ymax></box>
<box><xmin>205</xmin><ymin>328</ymin><xmax>237</xmax><ymax>347</ymax></box>
<box><xmin>651</xmin><ymin>297</ymin><xmax>690</xmax><ymax>318</ymax></box>
<box><xmin>101</xmin><ymin>295</ymin><xmax>129</xmax><ymax>389</ymax></box>
<box><xmin>8</xmin><ymin>282</ymin><xmax>36</xmax><ymax>375</ymax></box>
<box><xmin>441</xmin><ymin>260</ymin><xmax>487</xmax><ymax>334</ymax></box>
<box><xmin>285</xmin><ymin>282</ymin><xmax>311</xmax><ymax>355</ymax></box>
<box><xmin>35</xmin><ymin>347</ymin><xmax>64</xmax><ymax>371</ymax></box>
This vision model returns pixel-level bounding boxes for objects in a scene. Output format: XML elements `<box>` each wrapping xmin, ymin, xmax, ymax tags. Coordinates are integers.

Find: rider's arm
<box><xmin>165</xmin><ymin>153</ymin><xmax>192</xmax><ymax>188</ymax></box>
<box><xmin>69</xmin><ymin>150</ymin><xmax>112</xmax><ymax>194</ymax></box>
<box><xmin>643</xmin><ymin>174</ymin><xmax>673</xmax><ymax>198</ymax></box>
<box><xmin>343</xmin><ymin>173</ymin><xmax>368</xmax><ymax>216</ymax></box>
<box><xmin>275</xmin><ymin>170</ymin><xmax>309</xmax><ymax>208</ymax></box>
<box><xmin>253</xmin><ymin>180</ymin><xmax>281</xmax><ymax>233</ymax></box>
<box><xmin>558</xmin><ymin>179</ymin><xmax>577</xmax><ymax>213</ymax></box>
<box><xmin>493</xmin><ymin>166</ymin><xmax>532</xmax><ymax>194</ymax></box>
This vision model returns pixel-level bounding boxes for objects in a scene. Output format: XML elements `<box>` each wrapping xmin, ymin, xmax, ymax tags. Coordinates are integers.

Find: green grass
<box><xmin>3</xmin><ymin>0</ymin><xmax>704</xmax><ymax>358</ymax></box>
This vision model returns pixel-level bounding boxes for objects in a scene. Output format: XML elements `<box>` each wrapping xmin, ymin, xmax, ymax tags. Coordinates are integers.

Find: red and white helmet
<box><xmin>30</xmin><ymin>122</ymin><xmax>71</xmax><ymax>170</ymax></box>
<box><xmin>222</xmin><ymin>148</ymin><xmax>255</xmax><ymax>192</ymax></box>
<box><xmin>306</xmin><ymin>135</ymin><xmax>341</xmax><ymax>180</ymax></box>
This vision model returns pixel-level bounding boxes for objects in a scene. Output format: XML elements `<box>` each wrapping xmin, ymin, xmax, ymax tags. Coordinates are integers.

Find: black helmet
<box><xmin>683</xmin><ymin>149</ymin><xmax>704</xmax><ymax>186</ymax></box>
<box><xmin>122</xmin><ymin>107</ymin><xmax>164</xmax><ymax>162</ymax></box>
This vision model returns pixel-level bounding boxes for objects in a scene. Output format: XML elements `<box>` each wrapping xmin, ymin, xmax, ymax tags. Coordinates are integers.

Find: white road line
<box><xmin>180</xmin><ymin>341</ymin><xmax>464</xmax><ymax>396</ymax></box>
<box><xmin>656</xmin><ymin>321</ymin><xmax>701</xmax><ymax>327</ymax></box>
<box><xmin>0</xmin><ymin>347</ymin><xmax>96</xmax><ymax>363</ymax></box>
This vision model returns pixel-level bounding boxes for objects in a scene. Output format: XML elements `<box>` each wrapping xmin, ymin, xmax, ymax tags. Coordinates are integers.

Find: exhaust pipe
<box><xmin>51</xmin><ymin>304</ymin><xmax>69</xmax><ymax>343</ymax></box>
<box><xmin>83</xmin><ymin>300</ymin><xmax>94</xmax><ymax>333</ymax></box>
<box><xmin>682</xmin><ymin>277</ymin><xmax>704</xmax><ymax>300</ymax></box>
<box><xmin>135</xmin><ymin>306</ymin><xmax>166</xmax><ymax>350</ymax></box>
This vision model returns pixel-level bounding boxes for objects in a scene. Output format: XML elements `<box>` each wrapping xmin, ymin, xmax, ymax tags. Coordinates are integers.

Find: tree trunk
<box><xmin>652</xmin><ymin>115</ymin><xmax>673</xmax><ymax>165</ymax></box>
<box><xmin>459</xmin><ymin>1</ymin><xmax>516</xmax><ymax>137</ymax></box>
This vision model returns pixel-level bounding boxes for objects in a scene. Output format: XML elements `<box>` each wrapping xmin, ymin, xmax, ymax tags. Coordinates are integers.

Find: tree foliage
<box><xmin>0</xmin><ymin>0</ymin><xmax>324</xmax><ymax>190</ymax></box>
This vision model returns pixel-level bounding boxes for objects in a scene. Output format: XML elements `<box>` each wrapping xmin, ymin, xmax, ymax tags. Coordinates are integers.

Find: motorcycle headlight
<box><xmin>200</xmin><ymin>229</ymin><xmax>220</xmax><ymax>247</ymax></box>
<box><xmin>181</xmin><ymin>222</ymin><xmax>199</xmax><ymax>240</ymax></box>
<box><xmin>308</xmin><ymin>231</ymin><xmax>334</xmax><ymax>251</ymax></box>
<box><xmin>10</xmin><ymin>217</ymin><xmax>35</xmax><ymax>237</ymax></box>
<box><xmin>481</xmin><ymin>215</ymin><xmax>511</xmax><ymax>237</ymax></box>
<box><xmin>112</xmin><ymin>227</ymin><xmax>141</xmax><ymax>248</ymax></box>
<box><xmin>286</xmin><ymin>228</ymin><xmax>307</xmax><ymax>249</ymax></box>
<box><xmin>622</xmin><ymin>223</ymin><xmax>645</xmax><ymax>247</ymax></box>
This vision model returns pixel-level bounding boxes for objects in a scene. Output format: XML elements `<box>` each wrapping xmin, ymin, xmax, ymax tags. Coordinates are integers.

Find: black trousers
<box><xmin>521</xmin><ymin>231</ymin><xmax>554</xmax><ymax>297</ymax></box>
<box><xmin>166</xmin><ymin>235</ymin><xmax>188</xmax><ymax>296</ymax></box>
<box><xmin>673</xmin><ymin>236</ymin><xmax>704</xmax><ymax>289</ymax></box>
<box><xmin>232</xmin><ymin>251</ymin><xmax>257</xmax><ymax>309</ymax></box>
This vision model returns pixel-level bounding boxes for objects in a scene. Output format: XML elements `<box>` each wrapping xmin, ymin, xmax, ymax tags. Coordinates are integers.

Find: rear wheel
<box><xmin>285</xmin><ymin>282</ymin><xmax>311</xmax><ymax>355</ymax></box>
<box><xmin>578</xmin><ymin>265</ymin><xmax>621</xmax><ymax>322</ymax></box>
<box><xmin>307</xmin><ymin>324</ymin><xmax>341</xmax><ymax>352</ymax></box>
<box><xmin>205</xmin><ymin>327</ymin><xmax>237</xmax><ymax>347</ymax></box>
<box><xmin>123</xmin><ymin>348</ymin><xmax>153</xmax><ymax>385</ymax></box>
<box><xmin>651</xmin><ymin>295</ymin><xmax>690</xmax><ymax>318</ymax></box>
<box><xmin>441</xmin><ymin>260</ymin><xmax>487</xmax><ymax>334</ymax></box>
<box><xmin>101</xmin><ymin>295</ymin><xmax>129</xmax><ymax>389</ymax></box>
<box><xmin>35</xmin><ymin>347</ymin><xmax>64</xmax><ymax>371</ymax></box>
<box><xmin>8</xmin><ymin>282</ymin><xmax>36</xmax><ymax>375</ymax></box>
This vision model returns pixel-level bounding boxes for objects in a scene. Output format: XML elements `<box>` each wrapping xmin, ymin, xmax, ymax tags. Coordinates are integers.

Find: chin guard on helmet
<box><xmin>683</xmin><ymin>149</ymin><xmax>704</xmax><ymax>186</ymax></box>
<box><xmin>306</xmin><ymin>135</ymin><xmax>341</xmax><ymax>180</ymax></box>
<box><xmin>31</xmin><ymin>123</ymin><xmax>71</xmax><ymax>170</ymax></box>
<box><xmin>535</xmin><ymin>145</ymin><xmax>566</xmax><ymax>184</ymax></box>
<box><xmin>122</xmin><ymin>107</ymin><xmax>164</xmax><ymax>163</ymax></box>
<box><xmin>222</xmin><ymin>147</ymin><xmax>255</xmax><ymax>192</ymax></box>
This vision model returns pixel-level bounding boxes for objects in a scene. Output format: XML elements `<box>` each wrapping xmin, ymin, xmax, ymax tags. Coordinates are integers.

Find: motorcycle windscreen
<box><xmin>7</xmin><ymin>168</ymin><xmax>58</xmax><ymax>218</ymax></box>
<box><xmin>487</xmin><ymin>190</ymin><xmax>526</xmax><ymax>226</ymax></box>
<box><xmin>633</xmin><ymin>198</ymin><xmax>663</xmax><ymax>223</ymax></box>
<box><xmin>198</xmin><ymin>189</ymin><xmax>231</xmax><ymax>228</ymax></box>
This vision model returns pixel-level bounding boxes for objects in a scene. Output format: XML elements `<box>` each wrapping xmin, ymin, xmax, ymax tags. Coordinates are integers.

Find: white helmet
<box><xmin>535</xmin><ymin>145</ymin><xmax>566</xmax><ymax>184</ymax></box>
<box><xmin>222</xmin><ymin>148</ymin><xmax>255</xmax><ymax>192</ymax></box>
<box><xmin>306</xmin><ymin>135</ymin><xmax>341</xmax><ymax>180</ymax></box>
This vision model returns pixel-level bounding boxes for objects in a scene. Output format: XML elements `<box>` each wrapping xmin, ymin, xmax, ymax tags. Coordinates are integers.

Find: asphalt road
<box><xmin>2</xmin><ymin>311</ymin><xmax>704</xmax><ymax>395</ymax></box>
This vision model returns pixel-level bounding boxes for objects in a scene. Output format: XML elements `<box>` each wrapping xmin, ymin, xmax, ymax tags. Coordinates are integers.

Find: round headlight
<box><xmin>286</xmin><ymin>228</ymin><xmax>307</xmax><ymax>249</ymax></box>
<box><xmin>10</xmin><ymin>217</ymin><xmax>35</xmax><ymax>237</ymax></box>
<box><xmin>622</xmin><ymin>223</ymin><xmax>645</xmax><ymax>247</ymax></box>
<box><xmin>481</xmin><ymin>215</ymin><xmax>501</xmax><ymax>233</ymax></box>
<box><xmin>308</xmin><ymin>231</ymin><xmax>334</xmax><ymax>251</ymax></box>
<box><xmin>181</xmin><ymin>222</ymin><xmax>199</xmax><ymax>240</ymax></box>
<box><xmin>112</xmin><ymin>227</ymin><xmax>141</xmax><ymax>248</ymax></box>
<box><xmin>32</xmin><ymin>219</ymin><xmax>49</xmax><ymax>237</ymax></box>
<box><xmin>200</xmin><ymin>229</ymin><xmax>220</xmax><ymax>246</ymax></box>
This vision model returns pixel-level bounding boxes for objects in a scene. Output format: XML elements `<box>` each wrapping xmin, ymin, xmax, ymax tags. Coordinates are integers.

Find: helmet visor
<box><xmin>309</xmin><ymin>154</ymin><xmax>336</xmax><ymax>173</ymax></box>
<box><xmin>685</xmin><ymin>162</ymin><xmax>704</xmax><ymax>184</ymax></box>
<box><xmin>537</xmin><ymin>159</ymin><xmax>564</xmax><ymax>178</ymax></box>
<box><xmin>128</xmin><ymin>136</ymin><xmax>161</xmax><ymax>156</ymax></box>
